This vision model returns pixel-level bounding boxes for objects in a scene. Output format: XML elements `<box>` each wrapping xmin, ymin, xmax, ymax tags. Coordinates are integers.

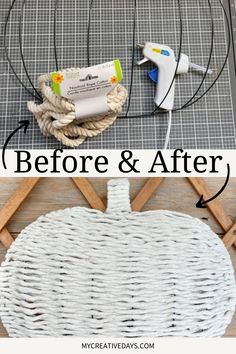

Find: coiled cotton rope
<box><xmin>27</xmin><ymin>69</ymin><xmax>127</xmax><ymax>147</ymax></box>
<box><xmin>0</xmin><ymin>179</ymin><xmax>235</xmax><ymax>337</ymax></box>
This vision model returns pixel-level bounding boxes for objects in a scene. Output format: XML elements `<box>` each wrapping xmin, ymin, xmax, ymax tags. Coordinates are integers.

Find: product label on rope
<box><xmin>51</xmin><ymin>60</ymin><xmax>123</xmax><ymax>121</ymax></box>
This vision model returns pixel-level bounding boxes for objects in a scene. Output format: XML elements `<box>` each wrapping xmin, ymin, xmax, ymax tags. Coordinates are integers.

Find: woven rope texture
<box><xmin>0</xmin><ymin>179</ymin><xmax>235</xmax><ymax>337</ymax></box>
<box><xmin>27</xmin><ymin>69</ymin><xmax>127</xmax><ymax>147</ymax></box>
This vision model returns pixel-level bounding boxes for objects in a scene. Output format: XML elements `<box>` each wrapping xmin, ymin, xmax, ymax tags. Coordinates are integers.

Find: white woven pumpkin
<box><xmin>0</xmin><ymin>179</ymin><xmax>235</xmax><ymax>337</ymax></box>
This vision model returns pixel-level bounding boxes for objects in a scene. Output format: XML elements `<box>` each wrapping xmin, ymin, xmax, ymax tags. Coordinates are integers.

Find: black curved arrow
<box><xmin>196</xmin><ymin>163</ymin><xmax>230</xmax><ymax>208</ymax></box>
<box><xmin>2</xmin><ymin>120</ymin><xmax>30</xmax><ymax>170</ymax></box>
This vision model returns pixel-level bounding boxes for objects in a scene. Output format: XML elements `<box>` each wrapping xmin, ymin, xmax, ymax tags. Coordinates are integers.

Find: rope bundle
<box><xmin>27</xmin><ymin>69</ymin><xmax>127</xmax><ymax>147</ymax></box>
<box><xmin>0</xmin><ymin>179</ymin><xmax>235</xmax><ymax>337</ymax></box>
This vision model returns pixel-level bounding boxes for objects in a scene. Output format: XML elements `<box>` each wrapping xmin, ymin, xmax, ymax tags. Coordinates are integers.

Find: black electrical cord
<box><xmin>19</xmin><ymin>0</ymin><xmax>42</xmax><ymax>100</ymax></box>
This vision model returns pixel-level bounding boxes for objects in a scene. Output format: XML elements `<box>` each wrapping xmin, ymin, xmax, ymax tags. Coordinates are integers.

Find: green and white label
<box><xmin>51</xmin><ymin>60</ymin><xmax>123</xmax><ymax>121</ymax></box>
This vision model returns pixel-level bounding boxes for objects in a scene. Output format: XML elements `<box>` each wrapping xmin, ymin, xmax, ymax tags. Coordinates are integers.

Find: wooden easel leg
<box><xmin>0</xmin><ymin>228</ymin><xmax>14</xmax><ymax>249</ymax></box>
<box><xmin>132</xmin><ymin>178</ymin><xmax>164</xmax><ymax>212</ymax></box>
<box><xmin>221</xmin><ymin>223</ymin><xmax>236</xmax><ymax>249</ymax></box>
<box><xmin>72</xmin><ymin>178</ymin><xmax>106</xmax><ymax>212</ymax></box>
<box><xmin>0</xmin><ymin>178</ymin><xmax>40</xmax><ymax>249</ymax></box>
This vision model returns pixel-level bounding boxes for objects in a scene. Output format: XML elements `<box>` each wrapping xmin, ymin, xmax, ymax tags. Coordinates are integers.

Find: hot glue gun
<box><xmin>137</xmin><ymin>42</ymin><xmax>212</xmax><ymax>111</ymax></box>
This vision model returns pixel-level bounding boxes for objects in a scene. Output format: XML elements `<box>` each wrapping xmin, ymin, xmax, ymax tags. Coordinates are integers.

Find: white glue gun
<box><xmin>137</xmin><ymin>42</ymin><xmax>212</xmax><ymax>111</ymax></box>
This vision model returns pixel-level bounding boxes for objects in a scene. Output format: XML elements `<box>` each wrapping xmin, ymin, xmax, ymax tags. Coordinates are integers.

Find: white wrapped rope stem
<box><xmin>27</xmin><ymin>69</ymin><xmax>127</xmax><ymax>147</ymax></box>
<box><xmin>107</xmin><ymin>178</ymin><xmax>131</xmax><ymax>213</ymax></box>
<box><xmin>0</xmin><ymin>179</ymin><xmax>236</xmax><ymax>337</ymax></box>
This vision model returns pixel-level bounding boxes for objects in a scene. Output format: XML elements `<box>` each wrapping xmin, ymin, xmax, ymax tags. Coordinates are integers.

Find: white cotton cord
<box><xmin>163</xmin><ymin>110</ymin><xmax>172</xmax><ymax>149</ymax></box>
<box><xmin>27</xmin><ymin>68</ymin><xmax>128</xmax><ymax>148</ymax></box>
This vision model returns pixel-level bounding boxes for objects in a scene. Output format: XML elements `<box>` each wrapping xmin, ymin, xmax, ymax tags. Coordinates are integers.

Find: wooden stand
<box><xmin>0</xmin><ymin>177</ymin><xmax>235</xmax><ymax>250</ymax></box>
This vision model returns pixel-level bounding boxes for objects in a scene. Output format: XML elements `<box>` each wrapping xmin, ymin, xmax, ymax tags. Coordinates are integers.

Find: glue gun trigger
<box><xmin>148</xmin><ymin>68</ymin><xmax>159</xmax><ymax>84</ymax></box>
<box><xmin>148</xmin><ymin>61</ymin><xmax>213</xmax><ymax>85</ymax></box>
